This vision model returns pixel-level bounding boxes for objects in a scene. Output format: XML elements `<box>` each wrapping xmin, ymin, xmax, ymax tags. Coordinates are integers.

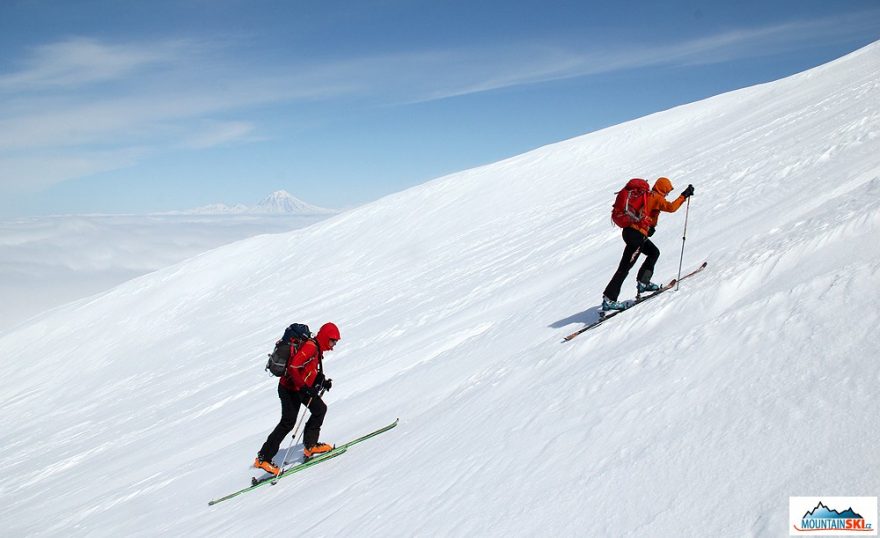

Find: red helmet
<box><xmin>316</xmin><ymin>322</ymin><xmax>340</xmax><ymax>351</ymax></box>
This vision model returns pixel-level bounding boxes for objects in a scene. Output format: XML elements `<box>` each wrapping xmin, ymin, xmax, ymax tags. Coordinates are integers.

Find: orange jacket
<box><xmin>632</xmin><ymin>177</ymin><xmax>686</xmax><ymax>235</ymax></box>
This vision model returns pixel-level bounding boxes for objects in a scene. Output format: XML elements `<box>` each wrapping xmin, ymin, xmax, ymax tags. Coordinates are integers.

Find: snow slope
<box><xmin>1</xmin><ymin>42</ymin><xmax>879</xmax><ymax>537</ymax></box>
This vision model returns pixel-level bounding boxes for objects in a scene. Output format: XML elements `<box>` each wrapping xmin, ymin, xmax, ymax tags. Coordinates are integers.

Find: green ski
<box><xmin>208</xmin><ymin>449</ymin><xmax>346</xmax><ymax>505</ymax></box>
<box><xmin>335</xmin><ymin>417</ymin><xmax>399</xmax><ymax>451</ymax></box>
<box><xmin>208</xmin><ymin>418</ymin><xmax>399</xmax><ymax>506</ymax></box>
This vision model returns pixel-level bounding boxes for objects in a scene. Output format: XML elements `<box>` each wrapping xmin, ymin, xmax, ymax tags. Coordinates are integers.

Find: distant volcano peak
<box><xmin>254</xmin><ymin>190</ymin><xmax>334</xmax><ymax>215</ymax></box>
<box><xmin>183</xmin><ymin>190</ymin><xmax>337</xmax><ymax>215</ymax></box>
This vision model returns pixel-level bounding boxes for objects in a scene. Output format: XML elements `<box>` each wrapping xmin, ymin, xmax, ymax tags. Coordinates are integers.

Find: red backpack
<box><xmin>611</xmin><ymin>178</ymin><xmax>651</xmax><ymax>229</ymax></box>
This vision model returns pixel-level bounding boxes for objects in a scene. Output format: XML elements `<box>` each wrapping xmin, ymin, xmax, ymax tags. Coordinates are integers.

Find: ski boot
<box><xmin>254</xmin><ymin>454</ymin><xmax>281</xmax><ymax>476</ymax></box>
<box><xmin>602</xmin><ymin>296</ymin><xmax>628</xmax><ymax>312</ymax></box>
<box><xmin>636</xmin><ymin>280</ymin><xmax>661</xmax><ymax>297</ymax></box>
<box><xmin>303</xmin><ymin>442</ymin><xmax>334</xmax><ymax>461</ymax></box>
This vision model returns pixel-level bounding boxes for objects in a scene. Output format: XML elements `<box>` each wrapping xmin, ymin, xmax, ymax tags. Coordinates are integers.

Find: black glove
<box><xmin>313</xmin><ymin>372</ymin><xmax>332</xmax><ymax>391</ymax></box>
<box><xmin>300</xmin><ymin>385</ymin><xmax>318</xmax><ymax>399</ymax></box>
<box><xmin>647</xmin><ymin>226</ymin><xmax>656</xmax><ymax>237</ymax></box>
<box><xmin>681</xmin><ymin>184</ymin><xmax>694</xmax><ymax>198</ymax></box>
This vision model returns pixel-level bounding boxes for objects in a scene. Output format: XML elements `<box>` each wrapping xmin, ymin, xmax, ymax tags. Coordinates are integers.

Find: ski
<box><xmin>334</xmin><ymin>417</ymin><xmax>399</xmax><ymax>451</ymax></box>
<box><xmin>563</xmin><ymin>261</ymin><xmax>707</xmax><ymax>342</ymax></box>
<box><xmin>274</xmin><ymin>417</ymin><xmax>399</xmax><ymax>476</ymax></box>
<box><xmin>208</xmin><ymin>418</ymin><xmax>399</xmax><ymax>506</ymax></box>
<box><xmin>208</xmin><ymin>448</ymin><xmax>346</xmax><ymax>506</ymax></box>
<box><xmin>261</xmin><ymin>448</ymin><xmax>338</xmax><ymax>486</ymax></box>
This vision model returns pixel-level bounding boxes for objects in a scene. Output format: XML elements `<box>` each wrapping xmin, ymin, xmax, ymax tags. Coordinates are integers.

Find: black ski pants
<box><xmin>259</xmin><ymin>384</ymin><xmax>327</xmax><ymax>462</ymax></box>
<box><xmin>603</xmin><ymin>227</ymin><xmax>660</xmax><ymax>301</ymax></box>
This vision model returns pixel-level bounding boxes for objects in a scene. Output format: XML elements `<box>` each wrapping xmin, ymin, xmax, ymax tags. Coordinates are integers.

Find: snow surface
<box><xmin>1</xmin><ymin>42</ymin><xmax>879</xmax><ymax>537</ymax></box>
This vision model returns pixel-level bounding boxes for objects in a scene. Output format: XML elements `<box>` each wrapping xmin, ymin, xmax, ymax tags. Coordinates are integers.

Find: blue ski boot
<box><xmin>602</xmin><ymin>295</ymin><xmax>628</xmax><ymax>312</ymax></box>
<box><xmin>637</xmin><ymin>281</ymin><xmax>661</xmax><ymax>296</ymax></box>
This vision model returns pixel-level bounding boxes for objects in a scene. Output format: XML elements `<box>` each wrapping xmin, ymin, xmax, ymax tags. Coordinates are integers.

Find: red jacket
<box><xmin>279</xmin><ymin>339</ymin><xmax>323</xmax><ymax>391</ymax></box>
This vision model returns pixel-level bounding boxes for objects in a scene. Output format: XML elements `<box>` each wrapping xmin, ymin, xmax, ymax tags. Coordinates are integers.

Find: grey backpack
<box><xmin>265</xmin><ymin>323</ymin><xmax>312</xmax><ymax>376</ymax></box>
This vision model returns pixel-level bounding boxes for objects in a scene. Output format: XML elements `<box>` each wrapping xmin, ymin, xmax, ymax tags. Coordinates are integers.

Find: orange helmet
<box><xmin>653</xmin><ymin>177</ymin><xmax>673</xmax><ymax>196</ymax></box>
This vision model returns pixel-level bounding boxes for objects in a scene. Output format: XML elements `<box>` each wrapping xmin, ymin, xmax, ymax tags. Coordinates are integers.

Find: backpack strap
<box><xmin>289</xmin><ymin>338</ymin><xmax>323</xmax><ymax>371</ymax></box>
<box><xmin>312</xmin><ymin>337</ymin><xmax>325</xmax><ymax>375</ymax></box>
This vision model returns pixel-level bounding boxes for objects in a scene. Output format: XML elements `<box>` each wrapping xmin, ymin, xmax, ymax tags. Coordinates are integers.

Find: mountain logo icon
<box><xmin>803</xmin><ymin>502</ymin><xmax>864</xmax><ymax>520</ymax></box>
<box><xmin>791</xmin><ymin>498</ymin><xmax>877</xmax><ymax>535</ymax></box>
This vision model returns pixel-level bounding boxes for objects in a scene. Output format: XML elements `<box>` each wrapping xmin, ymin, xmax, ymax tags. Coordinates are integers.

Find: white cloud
<box><xmin>0</xmin><ymin>149</ymin><xmax>146</xmax><ymax>193</ymax></box>
<box><xmin>182</xmin><ymin>121</ymin><xmax>258</xmax><ymax>149</ymax></box>
<box><xmin>396</xmin><ymin>13</ymin><xmax>880</xmax><ymax>102</ymax></box>
<box><xmin>0</xmin><ymin>37</ymin><xmax>192</xmax><ymax>91</ymax></box>
<box><xmin>0</xmin><ymin>212</ymin><xmax>332</xmax><ymax>329</ymax></box>
<box><xmin>0</xmin><ymin>11</ymin><xmax>875</xmax><ymax>195</ymax></box>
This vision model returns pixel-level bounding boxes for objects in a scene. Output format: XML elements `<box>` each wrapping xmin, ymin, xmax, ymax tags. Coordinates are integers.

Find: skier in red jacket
<box><xmin>254</xmin><ymin>322</ymin><xmax>340</xmax><ymax>475</ymax></box>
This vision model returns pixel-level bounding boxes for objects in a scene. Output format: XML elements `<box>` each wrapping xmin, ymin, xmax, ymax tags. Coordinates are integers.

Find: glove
<box><xmin>300</xmin><ymin>385</ymin><xmax>318</xmax><ymax>399</ymax></box>
<box><xmin>313</xmin><ymin>373</ymin><xmax>332</xmax><ymax>391</ymax></box>
<box><xmin>681</xmin><ymin>184</ymin><xmax>694</xmax><ymax>198</ymax></box>
<box><xmin>647</xmin><ymin>226</ymin><xmax>656</xmax><ymax>237</ymax></box>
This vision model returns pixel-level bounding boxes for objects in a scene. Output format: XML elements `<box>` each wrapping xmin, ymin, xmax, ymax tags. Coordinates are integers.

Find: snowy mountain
<box><xmin>1</xmin><ymin>42</ymin><xmax>879</xmax><ymax>537</ymax></box>
<box><xmin>183</xmin><ymin>190</ymin><xmax>336</xmax><ymax>215</ymax></box>
<box><xmin>253</xmin><ymin>190</ymin><xmax>337</xmax><ymax>215</ymax></box>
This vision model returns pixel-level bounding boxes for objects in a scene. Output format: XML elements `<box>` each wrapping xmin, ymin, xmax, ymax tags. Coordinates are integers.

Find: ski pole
<box><xmin>676</xmin><ymin>197</ymin><xmax>691</xmax><ymax>291</ymax></box>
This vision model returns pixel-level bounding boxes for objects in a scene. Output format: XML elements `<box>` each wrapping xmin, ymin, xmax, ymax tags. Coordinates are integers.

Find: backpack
<box><xmin>611</xmin><ymin>178</ymin><xmax>651</xmax><ymax>229</ymax></box>
<box><xmin>265</xmin><ymin>323</ymin><xmax>312</xmax><ymax>376</ymax></box>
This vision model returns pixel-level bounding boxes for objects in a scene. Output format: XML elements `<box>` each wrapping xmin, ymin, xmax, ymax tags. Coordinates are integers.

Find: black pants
<box><xmin>258</xmin><ymin>384</ymin><xmax>327</xmax><ymax>462</ymax></box>
<box><xmin>603</xmin><ymin>227</ymin><xmax>660</xmax><ymax>301</ymax></box>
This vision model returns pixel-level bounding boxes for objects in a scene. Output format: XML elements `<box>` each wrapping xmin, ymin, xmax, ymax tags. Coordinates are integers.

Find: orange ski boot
<box><xmin>253</xmin><ymin>455</ymin><xmax>281</xmax><ymax>476</ymax></box>
<box><xmin>303</xmin><ymin>442</ymin><xmax>334</xmax><ymax>460</ymax></box>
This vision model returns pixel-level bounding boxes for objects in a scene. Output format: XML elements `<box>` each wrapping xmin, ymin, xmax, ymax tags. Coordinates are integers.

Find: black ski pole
<box><xmin>676</xmin><ymin>197</ymin><xmax>691</xmax><ymax>291</ymax></box>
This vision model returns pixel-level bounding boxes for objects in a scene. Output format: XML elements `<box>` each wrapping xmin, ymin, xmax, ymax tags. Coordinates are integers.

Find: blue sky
<box><xmin>1</xmin><ymin>0</ymin><xmax>879</xmax><ymax>216</ymax></box>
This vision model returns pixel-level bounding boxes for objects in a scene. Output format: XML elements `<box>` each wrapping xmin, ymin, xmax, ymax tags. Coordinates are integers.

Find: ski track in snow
<box><xmin>1</xmin><ymin>42</ymin><xmax>880</xmax><ymax>537</ymax></box>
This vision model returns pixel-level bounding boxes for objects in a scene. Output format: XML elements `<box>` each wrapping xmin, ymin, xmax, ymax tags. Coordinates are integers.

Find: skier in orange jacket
<box><xmin>602</xmin><ymin>177</ymin><xmax>693</xmax><ymax>310</ymax></box>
